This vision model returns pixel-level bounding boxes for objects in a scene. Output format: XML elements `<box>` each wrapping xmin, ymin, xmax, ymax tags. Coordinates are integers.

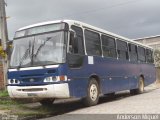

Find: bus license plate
<box><xmin>27</xmin><ymin>93</ymin><xmax>38</xmax><ymax>97</ymax></box>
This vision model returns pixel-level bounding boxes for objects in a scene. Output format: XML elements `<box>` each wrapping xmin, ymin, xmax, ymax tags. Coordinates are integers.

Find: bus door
<box><xmin>67</xmin><ymin>25</ymin><xmax>87</xmax><ymax>97</ymax></box>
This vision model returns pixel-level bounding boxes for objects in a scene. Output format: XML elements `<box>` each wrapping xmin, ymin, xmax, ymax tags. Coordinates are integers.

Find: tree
<box><xmin>154</xmin><ymin>49</ymin><xmax>160</xmax><ymax>67</ymax></box>
<box><xmin>0</xmin><ymin>45</ymin><xmax>6</xmax><ymax>58</ymax></box>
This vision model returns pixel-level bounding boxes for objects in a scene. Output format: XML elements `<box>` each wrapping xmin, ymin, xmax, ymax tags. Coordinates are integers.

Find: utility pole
<box><xmin>0</xmin><ymin>0</ymin><xmax>8</xmax><ymax>89</ymax></box>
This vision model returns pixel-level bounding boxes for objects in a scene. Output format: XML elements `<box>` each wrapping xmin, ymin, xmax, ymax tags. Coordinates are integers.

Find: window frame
<box><xmin>128</xmin><ymin>43</ymin><xmax>138</xmax><ymax>62</ymax></box>
<box><xmin>138</xmin><ymin>46</ymin><xmax>146</xmax><ymax>63</ymax></box>
<box><xmin>84</xmin><ymin>29</ymin><xmax>102</xmax><ymax>56</ymax></box>
<box><xmin>146</xmin><ymin>49</ymin><xmax>154</xmax><ymax>63</ymax></box>
<box><xmin>116</xmin><ymin>39</ymin><xmax>129</xmax><ymax>60</ymax></box>
<box><xmin>70</xmin><ymin>25</ymin><xmax>85</xmax><ymax>55</ymax></box>
<box><xmin>101</xmin><ymin>34</ymin><xmax>117</xmax><ymax>58</ymax></box>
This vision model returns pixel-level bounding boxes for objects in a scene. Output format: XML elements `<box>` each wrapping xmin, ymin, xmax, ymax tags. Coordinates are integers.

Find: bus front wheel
<box><xmin>130</xmin><ymin>77</ymin><xmax>144</xmax><ymax>95</ymax></box>
<box><xmin>40</xmin><ymin>99</ymin><xmax>55</xmax><ymax>106</ymax></box>
<box><xmin>83</xmin><ymin>78</ymin><xmax>99</xmax><ymax>107</ymax></box>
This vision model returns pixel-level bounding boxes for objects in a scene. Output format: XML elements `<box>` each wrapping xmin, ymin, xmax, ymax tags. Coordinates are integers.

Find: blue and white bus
<box><xmin>7</xmin><ymin>20</ymin><xmax>155</xmax><ymax>106</ymax></box>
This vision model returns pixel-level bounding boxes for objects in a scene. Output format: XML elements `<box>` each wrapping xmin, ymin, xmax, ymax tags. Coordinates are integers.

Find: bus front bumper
<box><xmin>7</xmin><ymin>83</ymin><xmax>70</xmax><ymax>99</ymax></box>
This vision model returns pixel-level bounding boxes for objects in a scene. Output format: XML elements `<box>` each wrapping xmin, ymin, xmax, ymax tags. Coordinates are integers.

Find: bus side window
<box><xmin>116</xmin><ymin>40</ymin><xmax>129</xmax><ymax>60</ymax></box>
<box><xmin>146</xmin><ymin>49</ymin><xmax>153</xmax><ymax>63</ymax></box>
<box><xmin>85</xmin><ymin>30</ymin><xmax>101</xmax><ymax>56</ymax></box>
<box><xmin>101</xmin><ymin>35</ymin><xmax>117</xmax><ymax>58</ymax></box>
<box><xmin>70</xmin><ymin>26</ymin><xmax>84</xmax><ymax>55</ymax></box>
<box><xmin>138</xmin><ymin>47</ymin><xmax>146</xmax><ymax>62</ymax></box>
<box><xmin>128</xmin><ymin>43</ymin><xmax>138</xmax><ymax>62</ymax></box>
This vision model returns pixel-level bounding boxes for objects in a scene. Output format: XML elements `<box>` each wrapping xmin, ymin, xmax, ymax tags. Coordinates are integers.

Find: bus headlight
<box><xmin>44</xmin><ymin>76</ymin><xmax>57</xmax><ymax>82</ymax></box>
<box><xmin>8</xmin><ymin>79</ymin><xmax>20</xmax><ymax>84</ymax></box>
<box><xmin>43</xmin><ymin>76</ymin><xmax>67</xmax><ymax>82</ymax></box>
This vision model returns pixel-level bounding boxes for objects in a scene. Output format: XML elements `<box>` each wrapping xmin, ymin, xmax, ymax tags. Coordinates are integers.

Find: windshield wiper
<box><xmin>31</xmin><ymin>38</ymin><xmax>35</xmax><ymax>65</ymax></box>
<box><xmin>18</xmin><ymin>41</ymin><xmax>31</xmax><ymax>69</ymax></box>
<box><xmin>32</xmin><ymin>37</ymin><xmax>52</xmax><ymax>58</ymax></box>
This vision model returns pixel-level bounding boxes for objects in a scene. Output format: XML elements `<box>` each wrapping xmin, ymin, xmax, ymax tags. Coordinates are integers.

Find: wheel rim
<box><xmin>90</xmin><ymin>84</ymin><xmax>98</xmax><ymax>101</ymax></box>
<box><xmin>139</xmin><ymin>79</ymin><xmax>144</xmax><ymax>92</ymax></box>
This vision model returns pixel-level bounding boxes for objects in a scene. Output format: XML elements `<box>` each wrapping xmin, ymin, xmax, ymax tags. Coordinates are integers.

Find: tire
<box><xmin>130</xmin><ymin>77</ymin><xmax>144</xmax><ymax>95</ymax></box>
<box><xmin>83</xmin><ymin>78</ymin><xmax>99</xmax><ymax>107</ymax></box>
<box><xmin>40</xmin><ymin>99</ymin><xmax>55</xmax><ymax>106</ymax></box>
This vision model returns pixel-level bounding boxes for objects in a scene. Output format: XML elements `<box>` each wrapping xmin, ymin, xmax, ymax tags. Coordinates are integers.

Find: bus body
<box><xmin>7</xmin><ymin>20</ymin><xmax>156</xmax><ymax>106</ymax></box>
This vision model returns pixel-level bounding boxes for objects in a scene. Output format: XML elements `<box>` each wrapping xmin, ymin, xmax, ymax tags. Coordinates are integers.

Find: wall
<box><xmin>135</xmin><ymin>36</ymin><xmax>160</xmax><ymax>49</ymax></box>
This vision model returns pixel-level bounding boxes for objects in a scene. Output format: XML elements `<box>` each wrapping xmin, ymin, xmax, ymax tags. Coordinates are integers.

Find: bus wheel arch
<box><xmin>83</xmin><ymin>75</ymin><xmax>100</xmax><ymax>106</ymax></box>
<box><xmin>89</xmin><ymin>75</ymin><xmax>101</xmax><ymax>93</ymax></box>
<box><xmin>130</xmin><ymin>75</ymin><xmax>145</xmax><ymax>95</ymax></box>
<box><xmin>138</xmin><ymin>75</ymin><xmax>145</xmax><ymax>93</ymax></box>
<box><xmin>140</xmin><ymin>74</ymin><xmax>145</xmax><ymax>83</ymax></box>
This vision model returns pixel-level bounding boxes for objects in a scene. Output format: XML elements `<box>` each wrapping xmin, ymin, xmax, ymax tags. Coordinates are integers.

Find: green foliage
<box><xmin>0</xmin><ymin>99</ymin><xmax>17</xmax><ymax>105</ymax></box>
<box><xmin>0</xmin><ymin>90</ymin><xmax>9</xmax><ymax>97</ymax></box>
<box><xmin>0</xmin><ymin>46</ymin><xmax>6</xmax><ymax>58</ymax></box>
<box><xmin>154</xmin><ymin>49</ymin><xmax>160</xmax><ymax>67</ymax></box>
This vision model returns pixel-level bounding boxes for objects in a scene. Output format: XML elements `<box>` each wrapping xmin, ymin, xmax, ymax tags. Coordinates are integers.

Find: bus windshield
<box><xmin>10</xmin><ymin>31</ymin><xmax>67</xmax><ymax>68</ymax></box>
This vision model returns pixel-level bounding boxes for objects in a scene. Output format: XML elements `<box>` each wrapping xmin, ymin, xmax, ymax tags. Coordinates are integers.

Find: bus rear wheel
<box><xmin>40</xmin><ymin>99</ymin><xmax>55</xmax><ymax>106</ymax></box>
<box><xmin>130</xmin><ymin>77</ymin><xmax>144</xmax><ymax>95</ymax></box>
<box><xmin>83</xmin><ymin>78</ymin><xmax>99</xmax><ymax>107</ymax></box>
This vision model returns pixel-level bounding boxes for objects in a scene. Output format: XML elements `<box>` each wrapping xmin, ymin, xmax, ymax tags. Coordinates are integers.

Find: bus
<box><xmin>7</xmin><ymin>20</ymin><xmax>156</xmax><ymax>106</ymax></box>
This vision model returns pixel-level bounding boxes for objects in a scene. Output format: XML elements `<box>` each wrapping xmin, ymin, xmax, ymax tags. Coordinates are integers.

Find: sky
<box><xmin>5</xmin><ymin>0</ymin><xmax>160</xmax><ymax>39</ymax></box>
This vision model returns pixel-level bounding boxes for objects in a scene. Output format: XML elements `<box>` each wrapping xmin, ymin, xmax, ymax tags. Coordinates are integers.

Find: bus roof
<box><xmin>18</xmin><ymin>20</ymin><xmax>152</xmax><ymax>50</ymax></box>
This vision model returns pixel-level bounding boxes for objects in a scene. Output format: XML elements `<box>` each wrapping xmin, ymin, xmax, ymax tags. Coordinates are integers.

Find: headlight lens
<box><xmin>43</xmin><ymin>76</ymin><xmax>67</xmax><ymax>82</ymax></box>
<box><xmin>8</xmin><ymin>79</ymin><xmax>20</xmax><ymax>84</ymax></box>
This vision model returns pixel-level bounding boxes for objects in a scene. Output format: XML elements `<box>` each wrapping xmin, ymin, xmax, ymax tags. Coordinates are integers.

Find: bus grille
<box><xmin>17</xmin><ymin>88</ymin><xmax>47</xmax><ymax>92</ymax></box>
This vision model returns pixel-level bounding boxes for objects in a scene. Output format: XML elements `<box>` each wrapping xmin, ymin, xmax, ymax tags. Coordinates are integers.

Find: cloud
<box><xmin>6</xmin><ymin>0</ymin><xmax>160</xmax><ymax>39</ymax></box>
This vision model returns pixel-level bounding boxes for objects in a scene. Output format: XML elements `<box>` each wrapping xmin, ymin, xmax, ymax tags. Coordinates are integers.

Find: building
<box><xmin>134</xmin><ymin>35</ymin><xmax>160</xmax><ymax>49</ymax></box>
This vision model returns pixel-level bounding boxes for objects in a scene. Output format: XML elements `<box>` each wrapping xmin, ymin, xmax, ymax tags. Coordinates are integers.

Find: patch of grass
<box><xmin>0</xmin><ymin>100</ymin><xmax>17</xmax><ymax>105</ymax></box>
<box><xmin>0</xmin><ymin>99</ymin><xmax>52</xmax><ymax>117</ymax></box>
<box><xmin>0</xmin><ymin>90</ymin><xmax>9</xmax><ymax>97</ymax></box>
<box><xmin>0</xmin><ymin>98</ymin><xmax>59</xmax><ymax>119</ymax></box>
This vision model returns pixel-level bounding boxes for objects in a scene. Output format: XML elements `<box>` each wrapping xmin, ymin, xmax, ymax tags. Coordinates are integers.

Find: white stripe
<box><xmin>8</xmin><ymin>69</ymin><xmax>17</xmax><ymax>72</ymax></box>
<box><xmin>45</xmin><ymin>65</ymin><xmax>59</xmax><ymax>68</ymax></box>
<box><xmin>20</xmin><ymin>66</ymin><xmax>43</xmax><ymax>70</ymax></box>
<box><xmin>8</xmin><ymin>65</ymin><xmax>59</xmax><ymax>72</ymax></box>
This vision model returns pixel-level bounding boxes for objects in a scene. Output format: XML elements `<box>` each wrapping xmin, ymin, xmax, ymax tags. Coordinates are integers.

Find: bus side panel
<box><xmin>67</xmin><ymin>56</ymin><xmax>130</xmax><ymax>97</ymax></box>
<box><xmin>67</xmin><ymin>56</ymin><xmax>156</xmax><ymax>98</ymax></box>
<box><xmin>128</xmin><ymin>63</ymin><xmax>139</xmax><ymax>90</ymax></box>
<box><xmin>99</xmin><ymin>57</ymin><xmax>131</xmax><ymax>93</ymax></box>
<box><xmin>67</xmin><ymin>56</ymin><xmax>131</xmax><ymax>97</ymax></box>
<box><xmin>67</xmin><ymin>57</ymin><xmax>89</xmax><ymax>98</ymax></box>
<box><xmin>139</xmin><ymin>63</ymin><xmax>156</xmax><ymax>86</ymax></box>
<box><xmin>128</xmin><ymin>63</ymin><xmax>155</xmax><ymax>90</ymax></box>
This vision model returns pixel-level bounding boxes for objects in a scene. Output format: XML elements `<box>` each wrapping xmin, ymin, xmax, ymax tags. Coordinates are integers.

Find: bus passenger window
<box><xmin>146</xmin><ymin>49</ymin><xmax>153</xmax><ymax>63</ymax></box>
<box><xmin>138</xmin><ymin>47</ymin><xmax>146</xmax><ymax>62</ymax></box>
<box><xmin>117</xmin><ymin>40</ymin><xmax>129</xmax><ymax>60</ymax></box>
<box><xmin>85</xmin><ymin>30</ymin><xmax>101</xmax><ymax>56</ymax></box>
<box><xmin>101</xmin><ymin>35</ymin><xmax>117</xmax><ymax>58</ymax></box>
<box><xmin>128</xmin><ymin>43</ymin><xmax>138</xmax><ymax>62</ymax></box>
